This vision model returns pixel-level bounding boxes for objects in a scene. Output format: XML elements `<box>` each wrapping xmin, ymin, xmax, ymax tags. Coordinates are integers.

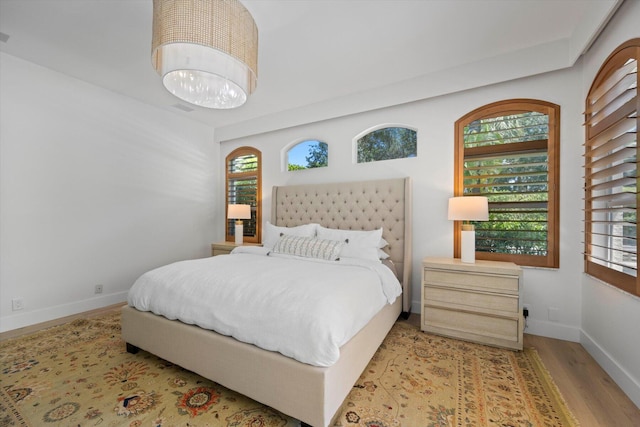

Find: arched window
<box><xmin>286</xmin><ymin>139</ymin><xmax>328</xmax><ymax>171</ymax></box>
<box><xmin>454</xmin><ymin>99</ymin><xmax>560</xmax><ymax>268</ymax></box>
<box><xmin>225</xmin><ymin>147</ymin><xmax>261</xmax><ymax>244</ymax></box>
<box><xmin>355</xmin><ymin>125</ymin><xmax>417</xmax><ymax>163</ymax></box>
<box><xmin>584</xmin><ymin>38</ymin><xmax>639</xmax><ymax>296</ymax></box>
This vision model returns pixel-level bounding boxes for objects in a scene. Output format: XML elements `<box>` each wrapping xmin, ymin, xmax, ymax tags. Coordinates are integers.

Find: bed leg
<box><xmin>126</xmin><ymin>343</ymin><xmax>140</xmax><ymax>354</ymax></box>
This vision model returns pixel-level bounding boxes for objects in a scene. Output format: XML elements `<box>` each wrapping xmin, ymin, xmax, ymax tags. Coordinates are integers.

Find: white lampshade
<box><xmin>228</xmin><ymin>204</ymin><xmax>251</xmax><ymax>220</ymax></box>
<box><xmin>152</xmin><ymin>0</ymin><xmax>258</xmax><ymax>109</ymax></box>
<box><xmin>447</xmin><ymin>196</ymin><xmax>489</xmax><ymax>221</ymax></box>
<box><xmin>228</xmin><ymin>204</ymin><xmax>251</xmax><ymax>245</ymax></box>
<box><xmin>448</xmin><ymin>196</ymin><xmax>489</xmax><ymax>263</ymax></box>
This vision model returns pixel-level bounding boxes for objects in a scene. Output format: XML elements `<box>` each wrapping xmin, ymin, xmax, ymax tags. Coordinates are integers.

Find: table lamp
<box><xmin>448</xmin><ymin>196</ymin><xmax>489</xmax><ymax>263</ymax></box>
<box><xmin>228</xmin><ymin>204</ymin><xmax>251</xmax><ymax>245</ymax></box>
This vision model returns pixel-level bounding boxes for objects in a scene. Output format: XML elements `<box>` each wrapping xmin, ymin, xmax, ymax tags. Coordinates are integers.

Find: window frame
<box><xmin>454</xmin><ymin>99</ymin><xmax>560</xmax><ymax>268</ymax></box>
<box><xmin>584</xmin><ymin>38</ymin><xmax>639</xmax><ymax>297</ymax></box>
<box><xmin>225</xmin><ymin>146</ymin><xmax>262</xmax><ymax>244</ymax></box>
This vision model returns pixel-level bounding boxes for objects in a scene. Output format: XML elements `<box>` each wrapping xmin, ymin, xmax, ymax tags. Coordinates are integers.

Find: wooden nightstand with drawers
<box><xmin>211</xmin><ymin>241</ymin><xmax>262</xmax><ymax>256</ymax></box>
<box><xmin>421</xmin><ymin>257</ymin><xmax>523</xmax><ymax>350</ymax></box>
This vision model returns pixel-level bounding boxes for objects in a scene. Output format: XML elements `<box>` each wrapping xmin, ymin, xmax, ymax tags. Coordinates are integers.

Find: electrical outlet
<box><xmin>12</xmin><ymin>298</ymin><xmax>24</xmax><ymax>311</ymax></box>
<box><xmin>522</xmin><ymin>304</ymin><xmax>530</xmax><ymax>318</ymax></box>
<box><xmin>548</xmin><ymin>307</ymin><xmax>559</xmax><ymax>322</ymax></box>
<box><xmin>95</xmin><ymin>284</ymin><xmax>103</xmax><ymax>294</ymax></box>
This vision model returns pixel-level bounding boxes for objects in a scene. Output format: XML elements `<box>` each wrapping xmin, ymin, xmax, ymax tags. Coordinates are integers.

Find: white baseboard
<box><xmin>522</xmin><ymin>317</ymin><xmax>581</xmax><ymax>342</ymax></box>
<box><xmin>0</xmin><ymin>291</ymin><xmax>129</xmax><ymax>333</ymax></box>
<box><xmin>581</xmin><ymin>329</ymin><xmax>640</xmax><ymax>408</ymax></box>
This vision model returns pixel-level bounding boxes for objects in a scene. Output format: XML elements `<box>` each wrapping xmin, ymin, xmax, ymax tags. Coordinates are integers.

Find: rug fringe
<box><xmin>526</xmin><ymin>348</ymin><xmax>581</xmax><ymax>427</ymax></box>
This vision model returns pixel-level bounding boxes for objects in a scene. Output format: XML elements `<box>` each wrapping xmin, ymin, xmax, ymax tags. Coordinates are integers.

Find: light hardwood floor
<box><xmin>3</xmin><ymin>307</ymin><xmax>639</xmax><ymax>426</ymax></box>
<box><xmin>524</xmin><ymin>333</ymin><xmax>640</xmax><ymax>427</ymax></box>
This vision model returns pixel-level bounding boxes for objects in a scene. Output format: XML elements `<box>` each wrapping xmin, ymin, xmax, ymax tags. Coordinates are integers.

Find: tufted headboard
<box><xmin>271</xmin><ymin>177</ymin><xmax>412</xmax><ymax>314</ymax></box>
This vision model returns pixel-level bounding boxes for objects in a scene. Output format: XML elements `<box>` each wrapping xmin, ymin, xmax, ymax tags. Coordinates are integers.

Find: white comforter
<box><xmin>127</xmin><ymin>246</ymin><xmax>402</xmax><ymax>367</ymax></box>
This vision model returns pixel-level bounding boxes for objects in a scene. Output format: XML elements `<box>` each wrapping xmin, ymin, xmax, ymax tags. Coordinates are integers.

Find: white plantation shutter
<box><xmin>455</xmin><ymin>99</ymin><xmax>560</xmax><ymax>268</ymax></box>
<box><xmin>226</xmin><ymin>147</ymin><xmax>262</xmax><ymax>243</ymax></box>
<box><xmin>584</xmin><ymin>39</ymin><xmax>639</xmax><ymax>296</ymax></box>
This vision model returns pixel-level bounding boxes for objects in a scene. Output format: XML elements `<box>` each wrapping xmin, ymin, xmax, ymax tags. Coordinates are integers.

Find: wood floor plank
<box><xmin>524</xmin><ymin>333</ymin><xmax>640</xmax><ymax>427</ymax></box>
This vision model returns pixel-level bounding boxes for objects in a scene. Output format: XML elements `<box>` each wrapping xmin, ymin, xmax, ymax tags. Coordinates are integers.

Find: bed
<box><xmin>121</xmin><ymin>177</ymin><xmax>412</xmax><ymax>427</ymax></box>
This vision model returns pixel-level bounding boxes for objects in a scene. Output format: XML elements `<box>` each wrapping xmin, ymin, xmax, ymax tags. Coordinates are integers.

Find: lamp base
<box><xmin>461</xmin><ymin>226</ymin><xmax>475</xmax><ymax>263</ymax></box>
<box><xmin>234</xmin><ymin>220</ymin><xmax>244</xmax><ymax>246</ymax></box>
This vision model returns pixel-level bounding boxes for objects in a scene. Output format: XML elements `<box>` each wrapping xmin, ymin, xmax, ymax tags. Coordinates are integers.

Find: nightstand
<box><xmin>421</xmin><ymin>257</ymin><xmax>523</xmax><ymax>350</ymax></box>
<box><xmin>211</xmin><ymin>241</ymin><xmax>261</xmax><ymax>256</ymax></box>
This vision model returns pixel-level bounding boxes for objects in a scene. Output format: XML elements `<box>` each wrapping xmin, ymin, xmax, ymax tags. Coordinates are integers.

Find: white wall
<box><xmin>579</xmin><ymin>0</ymin><xmax>640</xmax><ymax>407</ymax></box>
<box><xmin>0</xmin><ymin>53</ymin><xmax>220</xmax><ymax>332</ymax></box>
<box><xmin>221</xmin><ymin>64</ymin><xmax>585</xmax><ymax>343</ymax></box>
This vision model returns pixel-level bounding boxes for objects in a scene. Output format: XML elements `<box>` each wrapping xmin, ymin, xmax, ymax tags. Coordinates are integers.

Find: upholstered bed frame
<box><xmin>121</xmin><ymin>177</ymin><xmax>412</xmax><ymax>427</ymax></box>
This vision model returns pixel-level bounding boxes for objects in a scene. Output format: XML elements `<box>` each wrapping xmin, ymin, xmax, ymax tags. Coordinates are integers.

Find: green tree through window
<box><xmin>287</xmin><ymin>140</ymin><xmax>328</xmax><ymax>171</ymax></box>
<box><xmin>455</xmin><ymin>100</ymin><xmax>560</xmax><ymax>268</ymax></box>
<box><xmin>356</xmin><ymin>127</ymin><xmax>417</xmax><ymax>163</ymax></box>
<box><xmin>306</xmin><ymin>142</ymin><xmax>328</xmax><ymax>168</ymax></box>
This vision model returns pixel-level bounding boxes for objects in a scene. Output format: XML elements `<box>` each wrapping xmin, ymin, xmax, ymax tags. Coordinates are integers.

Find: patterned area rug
<box><xmin>0</xmin><ymin>312</ymin><xmax>578</xmax><ymax>427</ymax></box>
<box><xmin>334</xmin><ymin>322</ymin><xmax>579</xmax><ymax>427</ymax></box>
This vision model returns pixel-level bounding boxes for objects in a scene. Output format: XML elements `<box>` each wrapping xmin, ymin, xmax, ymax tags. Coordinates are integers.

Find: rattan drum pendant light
<box><xmin>152</xmin><ymin>0</ymin><xmax>258</xmax><ymax>109</ymax></box>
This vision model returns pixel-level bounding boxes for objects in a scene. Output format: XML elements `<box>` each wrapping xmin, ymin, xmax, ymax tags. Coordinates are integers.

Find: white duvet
<box><xmin>127</xmin><ymin>246</ymin><xmax>402</xmax><ymax>367</ymax></box>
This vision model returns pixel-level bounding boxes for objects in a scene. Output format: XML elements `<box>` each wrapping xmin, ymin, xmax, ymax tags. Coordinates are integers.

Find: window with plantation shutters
<box><xmin>454</xmin><ymin>99</ymin><xmax>560</xmax><ymax>268</ymax></box>
<box><xmin>225</xmin><ymin>147</ymin><xmax>261</xmax><ymax>244</ymax></box>
<box><xmin>584</xmin><ymin>39</ymin><xmax>639</xmax><ymax>297</ymax></box>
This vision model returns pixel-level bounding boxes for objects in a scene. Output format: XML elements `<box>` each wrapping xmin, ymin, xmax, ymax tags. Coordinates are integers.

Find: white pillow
<box><xmin>272</xmin><ymin>235</ymin><xmax>343</xmax><ymax>261</ymax></box>
<box><xmin>378</xmin><ymin>237</ymin><xmax>390</xmax><ymax>259</ymax></box>
<box><xmin>378</xmin><ymin>237</ymin><xmax>389</xmax><ymax>249</ymax></box>
<box><xmin>263</xmin><ymin>221</ymin><xmax>318</xmax><ymax>249</ymax></box>
<box><xmin>316</xmin><ymin>225</ymin><xmax>383</xmax><ymax>262</ymax></box>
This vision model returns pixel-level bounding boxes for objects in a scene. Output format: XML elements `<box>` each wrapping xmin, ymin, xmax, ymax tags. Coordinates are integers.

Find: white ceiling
<box><xmin>0</xmin><ymin>0</ymin><xmax>622</xmax><ymax>140</ymax></box>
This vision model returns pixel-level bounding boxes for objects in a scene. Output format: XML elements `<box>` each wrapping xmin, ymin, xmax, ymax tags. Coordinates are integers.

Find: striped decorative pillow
<box><xmin>272</xmin><ymin>235</ymin><xmax>343</xmax><ymax>261</ymax></box>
